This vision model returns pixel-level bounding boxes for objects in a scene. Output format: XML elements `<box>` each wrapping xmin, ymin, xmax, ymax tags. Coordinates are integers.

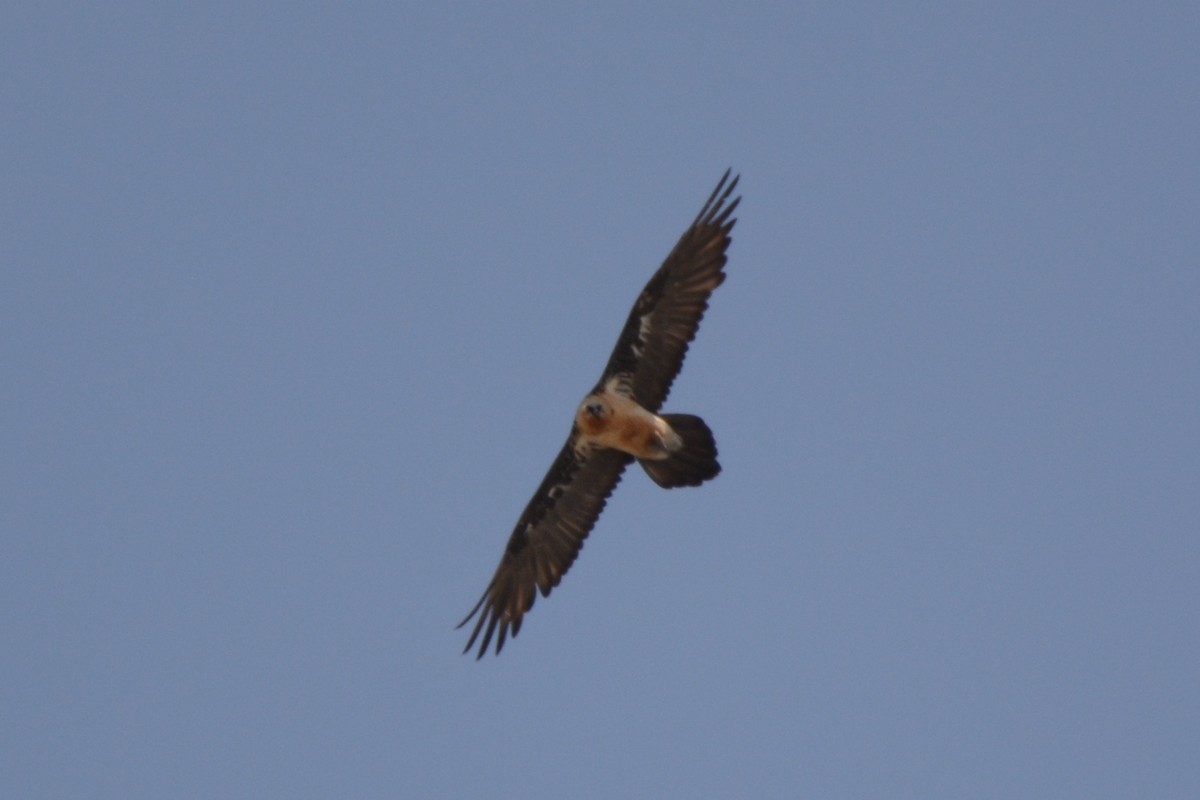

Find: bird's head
<box><xmin>575</xmin><ymin>395</ymin><xmax>610</xmax><ymax>434</ymax></box>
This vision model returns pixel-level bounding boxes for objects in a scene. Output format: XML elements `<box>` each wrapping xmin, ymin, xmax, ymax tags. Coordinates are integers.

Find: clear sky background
<box><xmin>3</xmin><ymin>3</ymin><xmax>1197</xmax><ymax>798</ymax></box>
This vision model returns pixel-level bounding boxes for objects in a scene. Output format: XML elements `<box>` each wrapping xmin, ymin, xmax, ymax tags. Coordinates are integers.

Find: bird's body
<box><xmin>459</xmin><ymin>171</ymin><xmax>740</xmax><ymax>658</ymax></box>
<box><xmin>575</xmin><ymin>378</ymin><xmax>682</xmax><ymax>461</ymax></box>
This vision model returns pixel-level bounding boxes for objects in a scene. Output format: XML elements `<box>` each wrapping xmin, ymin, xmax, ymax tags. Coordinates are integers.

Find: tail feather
<box><xmin>639</xmin><ymin>414</ymin><xmax>720</xmax><ymax>488</ymax></box>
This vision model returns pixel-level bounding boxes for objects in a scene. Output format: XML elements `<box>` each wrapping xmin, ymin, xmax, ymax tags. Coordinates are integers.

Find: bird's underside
<box><xmin>458</xmin><ymin>170</ymin><xmax>739</xmax><ymax>658</ymax></box>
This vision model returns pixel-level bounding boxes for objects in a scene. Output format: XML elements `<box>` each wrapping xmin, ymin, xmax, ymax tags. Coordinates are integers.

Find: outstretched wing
<box><xmin>597</xmin><ymin>170</ymin><xmax>740</xmax><ymax>412</ymax></box>
<box><xmin>458</xmin><ymin>436</ymin><xmax>633</xmax><ymax>659</ymax></box>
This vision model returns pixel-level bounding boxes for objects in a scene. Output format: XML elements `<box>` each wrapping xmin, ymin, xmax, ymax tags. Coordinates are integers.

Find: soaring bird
<box><xmin>459</xmin><ymin>171</ymin><xmax>740</xmax><ymax>658</ymax></box>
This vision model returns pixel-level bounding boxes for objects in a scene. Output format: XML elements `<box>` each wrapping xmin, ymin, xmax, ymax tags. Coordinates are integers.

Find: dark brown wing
<box><xmin>597</xmin><ymin>170</ymin><xmax>740</xmax><ymax>412</ymax></box>
<box><xmin>458</xmin><ymin>436</ymin><xmax>632</xmax><ymax>659</ymax></box>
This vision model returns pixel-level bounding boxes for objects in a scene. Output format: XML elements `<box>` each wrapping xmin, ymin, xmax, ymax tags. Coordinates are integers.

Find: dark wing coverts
<box><xmin>599</xmin><ymin>170</ymin><xmax>739</xmax><ymax>411</ymax></box>
<box><xmin>459</xmin><ymin>444</ymin><xmax>632</xmax><ymax>658</ymax></box>
<box><xmin>459</xmin><ymin>171</ymin><xmax>740</xmax><ymax>658</ymax></box>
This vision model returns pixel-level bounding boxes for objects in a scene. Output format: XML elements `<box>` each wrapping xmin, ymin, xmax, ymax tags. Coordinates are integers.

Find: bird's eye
<box><xmin>586</xmin><ymin>403</ymin><xmax>604</xmax><ymax>417</ymax></box>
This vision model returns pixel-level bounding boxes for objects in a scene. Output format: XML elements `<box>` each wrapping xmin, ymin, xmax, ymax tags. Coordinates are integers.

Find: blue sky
<box><xmin>3</xmin><ymin>3</ymin><xmax>1197</xmax><ymax>798</ymax></box>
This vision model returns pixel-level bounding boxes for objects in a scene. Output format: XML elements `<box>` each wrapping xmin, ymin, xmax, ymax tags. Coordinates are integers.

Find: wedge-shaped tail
<box><xmin>639</xmin><ymin>413</ymin><xmax>720</xmax><ymax>488</ymax></box>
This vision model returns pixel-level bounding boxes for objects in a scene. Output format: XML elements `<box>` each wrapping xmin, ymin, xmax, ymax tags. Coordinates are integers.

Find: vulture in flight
<box><xmin>459</xmin><ymin>171</ymin><xmax>740</xmax><ymax>658</ymax></box>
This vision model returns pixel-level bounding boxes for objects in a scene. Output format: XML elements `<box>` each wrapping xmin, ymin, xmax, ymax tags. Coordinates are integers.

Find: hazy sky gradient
<box><xmin>4</xmin><ymin>3</ymin><xmax>1197</xmax><ymax>798</ymax></box>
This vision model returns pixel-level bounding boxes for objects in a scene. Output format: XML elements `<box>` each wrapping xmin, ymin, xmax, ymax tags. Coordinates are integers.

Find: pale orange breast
<box><xmin>610</xmin><ymin>413</ymin><xmax>660</xmax><ymax>456</ymax></box>
<box><xmin>575</xmin><ymin>391</ymin><xmax>669</xmax><ymax>459</ymax></box>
